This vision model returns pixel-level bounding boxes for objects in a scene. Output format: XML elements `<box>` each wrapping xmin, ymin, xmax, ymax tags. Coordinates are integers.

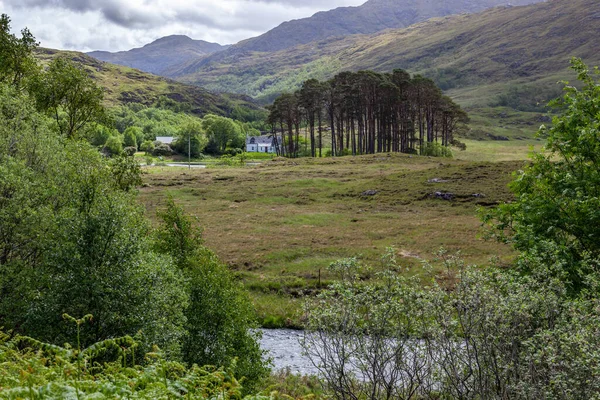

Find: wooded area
<box><xmin>267</xmin><ymin>70</ymin><xmax>468</xmax><ymax>158</ymax></box>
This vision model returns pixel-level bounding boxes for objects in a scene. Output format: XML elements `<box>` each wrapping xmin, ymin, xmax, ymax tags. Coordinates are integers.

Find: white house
<box><xmin>156</xmin><ymin>136</ymin><xmax>175</xmax><ymax>145</ymax></box>
<box><xmin>246</xmin><ymin>135</ymin><xmax>279</xmax><ymax>153</ymax></box>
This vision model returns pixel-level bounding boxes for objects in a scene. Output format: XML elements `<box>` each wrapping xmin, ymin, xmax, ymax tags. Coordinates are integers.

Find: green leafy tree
<box><xmin>123</xmin><ymin>126</ymin><xmax>141</xmax><ymax>149</ymax></box>
<box><xmin>90</xmin><ymin>124</ymin><xmax>118</xmax><ymax>147</ymax></box>
<box><xmin>33</xmin><ymin>57</ymin><xmax>105</xmax><ymax>138</ymax></box>
<box><xmin>154</xmin><ymin>199</ymin><xmax>269</xmax><ymax>393</ymax></box>
<box><xmin>484</xmin><ymin>58</ymin><xmax>600</xmax><ymax>292</ymax></box>
<box><xmin>202</xmin><ymin>114</ymin><xmax>243</xmax><ymax>155</ymax></box>
<box><xmin>104</xmin><ymin>135</ymin><xmax>123</xmax><ymax>156</ymax></box>
<box><xmin>172</xmin><ymin>120</ymin><xmax>207</xmax><ymax>158</ymax></box>
<box><xmin>0</xmin><ymin>14</ymin><xmax>39</xmax><ymax>88</ymax></box>
<box><xmin>0</xmin><ymin>99</ymin><xmax>188</xmax><ymax>355</ymax></box>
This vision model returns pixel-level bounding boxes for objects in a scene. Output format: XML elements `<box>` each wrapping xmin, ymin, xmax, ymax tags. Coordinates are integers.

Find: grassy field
<box><xmin>138</xmin><ymin>147</ymin><xmax>532</xmax><ymax>327</ymax></box>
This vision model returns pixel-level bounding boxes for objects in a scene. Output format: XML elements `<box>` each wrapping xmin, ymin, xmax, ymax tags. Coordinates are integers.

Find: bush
<box><xmin>451</xmin><ymin>139</ymin><xmax>467</xmax><ymax>151</ymax></box>
<box><xmin>140</xmin><ymin>140</ymin><xmax>155</xmax><ymax>153</ymax></box>
<box><xmin>123</xmin><ymin>146</ymin><xmax>137</xmax><ymax>156</ymax></box>
<box><xmin>153</xmin><ymin>199</ymin><xmax>270</xmax><ymax>394</ymax></box>
<box><xmin>103</xmin><ymin>135</ymin><xmax>123</xmax><ymax>156</ymax></box>
<box><xmin>303</xmin><ymin>249</ymin><xmax>600</xmax><ymax>400</ymax></box>
<box><xmin>123</xmin><ymin>126</ymin><xmax>140</xmax><ymax>149</ymax></box>
<box><xmin>420</xmin><ymin>141</ymin><xmax>453</xmax><ymax>157</ymax></box>
<box><xmin>226</xmin><ymin>147</ymin><xmax>243</xmax><ymax>156</ymax></box>
<box><xmin>90</xmin><ymin>124</ymin><xmax>116</xmax><ymax>147</ymax></box>
<box><xmin>152</xmin><ymin>143</ymin><xmax>173</xmax><ymax>157</ymax></box>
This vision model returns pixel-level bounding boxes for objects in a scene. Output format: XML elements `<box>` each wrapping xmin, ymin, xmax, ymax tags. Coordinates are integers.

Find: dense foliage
<box><xmin>485</xmin><ymin>58</ymin><xmax>600</xmax><ymax>293</ymax></box>
<box><xmin>304</xmin><ymin>250</ymin><xmax>600</xmax><ymax>400</ymax></box>
<box><xmin>154</xmin><ymin>199</ymin><xmax>268</xmax><ymax>394</ymax></box>
<box><xmin>109</xmin><ymin>104</ymin><xmax>252</xmax><ymax>156</ymax></box>
<box><xmin>268</xmin><ymin>71</ymin><xmax>467</xmax><ymax>158</ymax></box>
<box><xmin>0</xmin><ymin>14</ymin><xmax>268</xmax><ymax>396</ymax></box>
<box><xmin>303</xmin><ymin>60</ymin><xmax>600</xmax><ymax>399</ymax></box>
<box><xmin>0</xmin><ymin>322</ymin><xmax>270</xmax><ymax>400</ymax></box>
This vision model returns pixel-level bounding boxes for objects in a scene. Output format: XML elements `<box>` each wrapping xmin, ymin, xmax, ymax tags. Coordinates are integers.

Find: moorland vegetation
<box><xmin>1</xmin><ymin>6</ymin><xmax>600</xmax><ymax>400</ymax></box>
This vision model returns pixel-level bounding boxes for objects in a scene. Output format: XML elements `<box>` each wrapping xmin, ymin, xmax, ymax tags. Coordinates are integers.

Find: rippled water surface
<box><xmin>259</xmin><ymin>329</ymin><xmax>318</xmax><ymax>375</ymax></box>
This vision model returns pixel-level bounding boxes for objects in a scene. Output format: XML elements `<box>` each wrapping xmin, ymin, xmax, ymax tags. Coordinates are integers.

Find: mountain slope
<box><xmin>36</xmin><ymin>48</ymin><xmax>261</xmax><ymax>118</ymax></box>
<box><xmin>88</xmin><ymin>35</ymin><xmax>228</xmax><ymax>76</ymax></box>
<box><xmin>175</xmin><ymin>0</ymin><xmax>598</xmax><ymax>104</ymax></box>
<box><xmin>228</xmin><ymin>0</ymin><xmax>544</xmax><ymax>54</ymax></box>
<box><xmin>173</xmin><ymin>0</ymin><xmax>599</xmax><ymax>140</ymax></box>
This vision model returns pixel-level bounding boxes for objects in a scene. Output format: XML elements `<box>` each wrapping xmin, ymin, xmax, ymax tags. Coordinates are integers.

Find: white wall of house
<box><xmin>258</xmin><ymin>144</ymin><xmax>275</xmax><ymax>153</ymax></box>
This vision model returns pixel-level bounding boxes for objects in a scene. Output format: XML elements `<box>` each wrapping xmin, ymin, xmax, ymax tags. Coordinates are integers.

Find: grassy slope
<box><xmin>176</xmin><ymin>0</ymin><xmax>599</xmax><ymax>138</ymax></box>
<box><xmin>194</xmin><ymin>0</ymin><xmax>543</xmax><ymax>55</ymax></box>
<box><xmin>139</xmin><ymin>152</ymin><xmax>524</xmax><ymax>326</ymax></box>
<box><xmin>35</xmin><ymin>48</ymin><xmax>262</xmax><ymax>117</ymax></box>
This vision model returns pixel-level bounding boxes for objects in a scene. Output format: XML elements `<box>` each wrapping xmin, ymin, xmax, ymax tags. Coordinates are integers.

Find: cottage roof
<box><xmin>156</xmin><ymin>136</ymin><xmax>175</xmax><ymax>144</ymax></box>
<box><xmin>246</xmin><ymin>135</ymin><xmax>277</xmax><ymax>145</ymax></box>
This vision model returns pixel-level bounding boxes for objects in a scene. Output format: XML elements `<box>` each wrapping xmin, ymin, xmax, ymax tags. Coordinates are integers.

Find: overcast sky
<box><xmin>0</xmin><ymin>0</ymin><xmax>366</xmax><ymax>52</ymax></box>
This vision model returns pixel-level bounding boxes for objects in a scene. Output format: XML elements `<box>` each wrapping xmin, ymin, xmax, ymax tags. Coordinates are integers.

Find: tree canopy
<box><xmin>485</xmin><ymin>58</ymin><xmax>600</xmax><ymax>292</ymax></box>
<box><xmin>0</xmin><ymin>17</ymin><xmax>268</xmax><ymax>390</ymax></box>
<box><xmin>268</xmin><ymin>70</ymin><xmax>468</xmax><ymax>157</ymax></box>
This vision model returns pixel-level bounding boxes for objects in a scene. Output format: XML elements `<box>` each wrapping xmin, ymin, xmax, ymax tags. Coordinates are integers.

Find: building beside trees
<box><xmin>246</xmin><ymin>134</ymin><xmax>279</xmax><ymax>153</ymax></box>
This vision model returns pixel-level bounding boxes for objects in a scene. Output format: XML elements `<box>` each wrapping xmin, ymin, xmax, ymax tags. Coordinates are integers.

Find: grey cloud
<box><xmin>3</xmin><ymin>0</ymin><xmax>365</xmax><ymax>51</ymax></box>
<box><xmin>5</xmin><ymin>0</ymin><xmax>165</xmax><ymax>28</ymax></box>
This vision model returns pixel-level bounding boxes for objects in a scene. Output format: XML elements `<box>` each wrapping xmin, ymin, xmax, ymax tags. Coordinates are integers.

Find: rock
<box><xmin>428</xmin><ymin>178</ymin><xmax>449</xmax><ymax>183</ymax></box>
<box><xmin>472</xmin><ymin>193</ymin><xmax>486</xmax><ymax>198</ymax></box>
<box><xmin>487</xmin><ymin>134</ymin><xmax>510</xmax><ymax>141</ymax></box>
<box><xmin>433</xmin><ymin>192</ymin><xmax>454</xmax><ymax>201</ymax></box>
<box><xmin>535</xmin><ymin>114</ymin><xmax>552</xmax><ymax>123</ymax></box>
<box><xmin>362</xmin><ymin>190</ymin><xmax>378</xmax><ymax>196</ymax></box>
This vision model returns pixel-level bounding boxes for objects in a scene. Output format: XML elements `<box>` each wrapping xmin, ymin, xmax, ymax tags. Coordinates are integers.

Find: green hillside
<box><xmin>175</xmin><ymin>0</ymin><xmax>599</xmax><ymax>138</ymax></box>
<box><xmin>206</xmin><ymin>0</ymin><xmax>542</xmax><ymax>54</ymax></box>
<box><xmin>35</xmin><ymin>48</ymin><xmax>262</xmax><ymax>118</ymax></box>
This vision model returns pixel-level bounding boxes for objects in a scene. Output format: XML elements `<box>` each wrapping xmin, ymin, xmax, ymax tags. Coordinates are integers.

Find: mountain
<box><xmin>175</xmin><ymin>0</ymin><xmax>597</xmax><ymax>101</ymax></box>
<box><xmin>36</xmin><ymin>48</ymin><xmax>261</xmax><ymax>118</ymax></box>
<box><xmin>88</xmin><ymin>35</ymin><xmax>228</xmax><ymax>76</ymax></box>
<box><xmin>228</xmin><ymin>0</ymin><xmax>545</xmax><ymax>54</ymax></box>
<box><xmin>172</xmin><ymin>0</ymin><xmax>599</xmax><ymax>139</ymax></box>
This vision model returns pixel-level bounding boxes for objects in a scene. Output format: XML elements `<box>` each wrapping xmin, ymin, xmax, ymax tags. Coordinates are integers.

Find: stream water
<box><xmin>259</xmin><ymin>329</ymin><xmax>317</xmax><ymax>375</ymax></box>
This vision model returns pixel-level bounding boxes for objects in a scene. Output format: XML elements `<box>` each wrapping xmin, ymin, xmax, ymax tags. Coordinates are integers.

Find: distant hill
<box><xmin>174</xmin><ymin>0</ymin><xmax>598</xmax><ymax>102</ymax></box>
<box><xmin>36</xmin><ymin>48</ymin><xmax>261</xmax><ymax>118</ymax></box>
<box><xmin>88</xmin><ymin>35</ymin><xmax>228</xmax><ymax>76</ymax></box>
<box><xmin>225</xmin><ymin>0</ymin><xmax>544</xmax><ymax>54</ymax></box>
<box><xmin>171</xmin><ymin>0</ymin><xmax>599</xmax><ymax>140</ymax></box>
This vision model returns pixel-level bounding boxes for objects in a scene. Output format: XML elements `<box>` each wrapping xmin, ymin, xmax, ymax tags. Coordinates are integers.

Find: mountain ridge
<box><xmin>174</xmin><ymin>0</ymin><xmax>597</xmax><ymax>103</ymax></box>
<box><xmin>229</xmin><ymin>0</ymin><xmax>544</xmax><ymax>54</ymax></box>
<box><xmin>88</xmin><ymin>35</ymin><xmax>228</xmax><ymax>76</ymax></box>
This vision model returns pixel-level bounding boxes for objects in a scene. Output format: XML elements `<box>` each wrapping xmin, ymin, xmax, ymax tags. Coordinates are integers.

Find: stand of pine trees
<box><xmin>267</xmin><ymin>70</ymin><xmax>468</xmax><ymax>158</ymax></box>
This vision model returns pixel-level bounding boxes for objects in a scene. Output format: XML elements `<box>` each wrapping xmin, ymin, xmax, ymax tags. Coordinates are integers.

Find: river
<box><xmin>259</xmin><ymin>329</ymin><xmax>318</xmax><ymax>375</ymax></box>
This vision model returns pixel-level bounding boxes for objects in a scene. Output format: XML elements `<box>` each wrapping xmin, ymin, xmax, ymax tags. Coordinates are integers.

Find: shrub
<box><xmin>303</xmin><ymin>249</ymin><xmax>600</xmax><ymax>399</ymax></box>
<box><xmin>153</xmin><ymin>199</ymin><xmax>270</xmax><ymax>394</ymax></box>
<box><xmin>140</xmin><ymin>140</ymin><xmax>155</xmax><ymax>153</ymax></box>
<box><xmin>123</xmin><ymin>126</ymin><xmax>140</xmax><ymax>149</ymax></box>
<box><xmin>420</xmin><ymin>142</ymin><xmax>453</xmax><ymax>157</ymax></box>
<box><xmin>123</xmin><ymin>146</ymin><xmax>137</xmax><ymax>156</ymax></box>
<box><xmin>152</xmin><ymin>143</ymin><xmax>173</xmax><ymax>156</ymax></box>
<box><xmin>103</xmin><ymin>135</ymin><xmax>123</xmax><ymax>156</ymax></box>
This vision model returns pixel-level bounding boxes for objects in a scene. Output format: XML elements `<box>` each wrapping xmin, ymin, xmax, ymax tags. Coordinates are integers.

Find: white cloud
<box><xmin>3</xmin><ymin>0</ymin><xmax>365</xmax><ymax>52</ymax></box>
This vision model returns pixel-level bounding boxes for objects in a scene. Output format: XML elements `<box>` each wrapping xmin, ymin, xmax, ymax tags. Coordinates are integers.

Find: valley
<box><xmin>2</xmin><ymin>0</ymin><xmax>600</xmax><ymax>397</ymax></box>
